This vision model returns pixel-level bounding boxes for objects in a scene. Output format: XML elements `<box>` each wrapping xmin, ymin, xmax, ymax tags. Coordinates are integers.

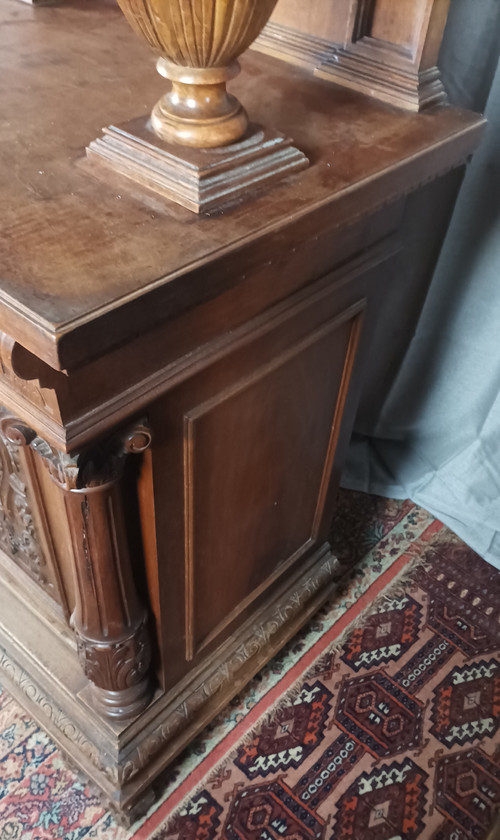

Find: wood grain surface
<box><xmin>0</xmin><ymin>0</ymin><xmax>484</xmax><ymax>371</ymax></box>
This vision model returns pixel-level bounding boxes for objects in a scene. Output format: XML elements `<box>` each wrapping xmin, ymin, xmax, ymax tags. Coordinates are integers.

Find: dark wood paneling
<box><xmin>370</xmin><ymin>0</ymin><xmax>423</xmax><ymax>51</ymax></box>
<box><xmin>184</xmin><ymin>304</ymin><xmax>364</xmax><ymax>658</ymax></box>
<box><xmin>270</xmin><ymin>0</ymin><xmax>353</xmax><ymax>43</ymax></box>
<box><xmin>146</xmin><ymin>241</ymin><xmax>397</xmax><ymax>689</ymax></box>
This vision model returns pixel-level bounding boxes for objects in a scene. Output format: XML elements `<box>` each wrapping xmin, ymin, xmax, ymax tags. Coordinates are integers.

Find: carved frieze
<box><xmin>120</xmin><ymin>553</ymin><xmax>340</xmax><ymax>784</ymax></box>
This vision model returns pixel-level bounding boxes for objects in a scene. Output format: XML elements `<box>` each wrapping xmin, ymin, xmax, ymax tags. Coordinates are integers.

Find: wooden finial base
<box><xmin>316</xmin><ymin>55</ymin><xmax>447</xmax><ymax>113</ymax></box>
<box><xmin>86</xmin><ymin>117</ymin><xmax>309</xmax><ymax>214</ymax></box>
<box><xmin>153</xmin><ymin>59</ymin><xmax>249</xmax><ymax>149</ymax></box>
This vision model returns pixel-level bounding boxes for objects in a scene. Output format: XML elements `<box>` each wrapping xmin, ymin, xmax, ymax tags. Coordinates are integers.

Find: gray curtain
<box><xmin>341</xmin><ymin>0</ymin><xmax>500</xmax><ymax>569</ymax></box>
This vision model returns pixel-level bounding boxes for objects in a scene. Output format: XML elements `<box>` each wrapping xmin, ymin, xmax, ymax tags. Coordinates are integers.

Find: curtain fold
<box><xmin>341</xmin><ymin>1</ymin><xmax>500</xmax><ymax>569</ymax></box>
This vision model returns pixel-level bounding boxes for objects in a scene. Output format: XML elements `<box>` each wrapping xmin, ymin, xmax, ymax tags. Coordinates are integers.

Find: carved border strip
<box><xmin>0</xmin><ymin>647</ymin><xmax>104</xmax><ymax>772</ymax></box>
<box><xmin>121</xmin><ymin>552</ymin><xmax>339</xmax><ymax>784</ymax></box>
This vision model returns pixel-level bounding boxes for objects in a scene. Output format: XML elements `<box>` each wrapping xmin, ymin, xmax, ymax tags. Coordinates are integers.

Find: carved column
<box><xmin>2</xmin><ymin>417</ymin><xmax>154</xmax><ymax>721</ymax></box>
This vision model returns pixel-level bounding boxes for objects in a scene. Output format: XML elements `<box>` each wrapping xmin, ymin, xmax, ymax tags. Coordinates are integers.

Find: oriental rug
<box><xmin>0</xmin><ymin>491</ymin><xmax>499</xmax><ymax>840</ymax></box>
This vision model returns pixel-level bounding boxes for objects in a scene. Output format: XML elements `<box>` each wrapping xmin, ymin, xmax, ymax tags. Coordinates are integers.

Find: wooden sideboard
<box><xmin>0</xmin><ymin>0</ymin><xmax>485</xmax><ymax>823</ymax></box>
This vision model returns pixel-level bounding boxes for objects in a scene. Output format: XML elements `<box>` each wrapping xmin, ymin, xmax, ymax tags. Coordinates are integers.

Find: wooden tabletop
<box><xmin>0</xmin><ymin>0</ymin><xmax>485</xmax><ymax>371</ymax></box>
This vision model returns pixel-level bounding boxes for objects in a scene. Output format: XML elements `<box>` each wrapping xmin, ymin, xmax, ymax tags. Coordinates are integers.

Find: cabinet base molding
<box><xmin>0</xmin><ymin>543</ymin><xmax>339</xmax><ymax>824</ymax></box>
<box><xmin>255</xmin><ymin>21</ymin><xmax>337</xmax><ymax>70</ymax></box>
<box><xmin>316</xmin><ymin>55</ymin><xmax>447</xmax><ymax>113</ymax></box>
<box><xmin>254</xmin><ymin>19</ymin><xmax>448</xmax><ymax>113</ymax></box>
<box><xmin>86</xmin><ymin>117</ymin><xmax>309</xmax><ymax>214</ymax></box>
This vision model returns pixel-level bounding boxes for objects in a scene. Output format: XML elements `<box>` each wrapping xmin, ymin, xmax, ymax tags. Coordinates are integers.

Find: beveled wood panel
<box><xmin>184</xmin><ymin>302</ymin><xmax>364</xmax><ymax>658</ymax></box>
<box><xmin>270</xmin><ymin>0</ymin><xmax>353</xmax><ymax>43</ymax></box>
<box><xmin>260</xmin><ymin>0</ymin><xmax>453</xmax><ymax>111</ymax></box>
<box><xmin>143</xmin><ymin>237</ymin><xmax>402</xmax><ymax>690</ymax></box>
<box><xmin>370</xmin><ymin>0</ymin><xmax>422</xmax><ymax>52</ymax></box>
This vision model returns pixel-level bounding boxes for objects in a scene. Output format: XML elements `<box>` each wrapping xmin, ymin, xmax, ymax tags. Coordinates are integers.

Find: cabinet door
<box><xmin>145</xmin><ymin>256</ymin><xmax>385</xmax><ymax>688</ymax></box>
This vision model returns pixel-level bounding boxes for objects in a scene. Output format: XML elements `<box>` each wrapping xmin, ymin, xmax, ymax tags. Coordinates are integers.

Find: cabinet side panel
<box><xmin>185</xmin><ymin>308</ymin><xmax>363</xmax><ymax>657</ymax></box>
<box><xmin>146</xmin><ymin>235</ymin><xmax>400</xmax><ymax>691</ymax></box>
<box><xmin>148</xmin><ymin>280</ymin><xmax>374</xmax><ymax>687</ymax></box>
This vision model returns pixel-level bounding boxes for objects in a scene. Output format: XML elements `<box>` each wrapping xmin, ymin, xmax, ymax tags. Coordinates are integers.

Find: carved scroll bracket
<box><xmin>4</xmin><ymin>416</ymin><xmax>155</xmax><ymax>721</ymax></box>
<box><xmin>0</xmin><ymin>332</ymin><xmax>66</xmax><ymax>423</ymax></box>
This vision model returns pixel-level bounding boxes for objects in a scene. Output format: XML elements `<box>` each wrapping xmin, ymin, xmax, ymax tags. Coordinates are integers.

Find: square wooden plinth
<box><xmin>86</xmin><ymin>117</ymin><xmax>309</xmax><ymax>214</ymax></box>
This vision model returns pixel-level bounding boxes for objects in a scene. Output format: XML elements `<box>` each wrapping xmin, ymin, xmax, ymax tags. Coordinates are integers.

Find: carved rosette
<box><xmin>7</xmin><ymin>417</ymin><xmax>155</xmax><ymax>721</ymax></box>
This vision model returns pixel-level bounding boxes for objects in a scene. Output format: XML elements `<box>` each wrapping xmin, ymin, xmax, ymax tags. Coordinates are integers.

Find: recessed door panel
<box><xmin>184</xmin><ymin>312</ymin><xmax>360</xmax><ymax>656</ymax></box>
<box><xmin>147</xmin><ymin>263</ymin><xmax>375</xmax><ymax>687</ymax></box>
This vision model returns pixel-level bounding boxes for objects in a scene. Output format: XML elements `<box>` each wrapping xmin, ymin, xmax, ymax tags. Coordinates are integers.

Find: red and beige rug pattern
<box><xmin>0</xmin><ymin>491</ymin><xmax>499</xmax><ymax>840</ymax></box>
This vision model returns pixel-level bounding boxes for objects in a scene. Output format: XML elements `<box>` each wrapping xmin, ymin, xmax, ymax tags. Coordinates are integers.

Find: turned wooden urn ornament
<box><xmin>116</xmin><ymin>0</ymin><xmax>279</xmax><ymax>148</ymax></box>
<box><xmin>87</xmin><ymin>0</ymin><xmax>309</xmax><ymax>212</ymax></box>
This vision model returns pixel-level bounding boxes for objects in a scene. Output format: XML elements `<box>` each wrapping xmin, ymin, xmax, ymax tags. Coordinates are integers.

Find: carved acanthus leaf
<box><xmin>75</xmin><ymin>615</ymin><xmax>151</xmax><ymax>692</ymax></box>
<box><xmin>30</xmin><ymin>437</ymin><xmax>79</xmax><ymax>491</ymax></box>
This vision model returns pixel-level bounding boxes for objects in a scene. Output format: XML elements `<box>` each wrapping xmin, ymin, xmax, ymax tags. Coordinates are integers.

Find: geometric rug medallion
<box><xmin>1</xmin><ymin>490</ymin><xmax>499</xmax><ymax>839</ymax></box>
<box><xmin>334</xmin><ymin>758</ymin><xmax>429</xmax><ymax>840</ymax></box>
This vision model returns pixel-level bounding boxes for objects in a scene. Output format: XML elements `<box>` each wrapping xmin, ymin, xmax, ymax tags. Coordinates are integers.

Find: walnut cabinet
<box><xmin>0</xmin><ymin>0</ymin><xmax>485</xmax><ymax>821</ymax></box>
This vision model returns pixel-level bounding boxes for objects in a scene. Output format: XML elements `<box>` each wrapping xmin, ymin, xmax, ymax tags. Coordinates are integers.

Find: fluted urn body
<box><xmin>116</xmin><ymin>0</ymin><xmax>279</xmax><ymax>148</ymax></box>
